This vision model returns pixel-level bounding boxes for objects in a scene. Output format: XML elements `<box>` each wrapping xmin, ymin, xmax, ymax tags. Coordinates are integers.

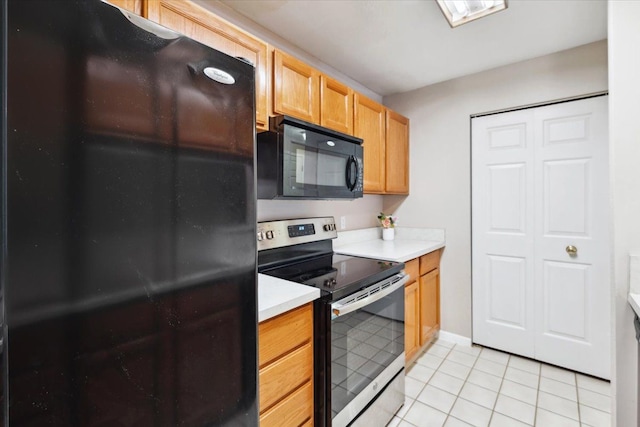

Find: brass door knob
<box><xmin>566</xmin><ymin>245</ymin><xmax>578</xmax><ymax>256</ymax></box>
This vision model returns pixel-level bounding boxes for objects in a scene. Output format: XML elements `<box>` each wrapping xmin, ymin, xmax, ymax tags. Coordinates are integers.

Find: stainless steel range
<box><xmin>257</xmin><ymin>217</ymin><xmax>407</xmax><ymax>427</ymax></box>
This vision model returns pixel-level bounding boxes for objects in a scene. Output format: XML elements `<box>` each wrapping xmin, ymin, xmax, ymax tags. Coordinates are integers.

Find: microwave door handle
<box><xmin>331</xmin><ymin>275</ymin><xmax>408</xmax><ymax>318</ymax></box>
<box><xmin>346</xmin><ymin>155</ymin><xmax>357</xmax><ymax>191</ymax></box>
<box><xmin>351</xmin><ymin>155</ymin><xmax>360</xmax><ymax>191</ymax></box>
<box><xmin>345</xmin><ymin>155</ymin><xmax>354</xmax><ymax>190</ymax></box>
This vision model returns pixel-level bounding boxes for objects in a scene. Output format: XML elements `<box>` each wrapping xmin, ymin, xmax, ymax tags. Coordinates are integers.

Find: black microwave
<box><xmin>257</xmin><ymin>115</ymin><xmax>363</xmax><ymax>199</ymax></box>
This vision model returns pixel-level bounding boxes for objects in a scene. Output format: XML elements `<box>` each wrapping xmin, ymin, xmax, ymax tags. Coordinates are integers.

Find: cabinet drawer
<box><xmin>404</xmin><ymin>258</ymin><xmax>420</xmax><ymax>283</ymax></box>
<box><xmin>259</xmin><ymin>381</ymin><xmax>313</xmax><ymax>427</ymax></box>
<box><xmin>419</xmin><ymin>250</ymin><xmax>441</xmax><ymax>275</ymax></box>
<box><xmin>259</xmin><ymin>343</ymin><xmax>312</xmax><ymax>411</ymax></box>
<box><xmin>259</xmin><ymin>303</ymin><xmax>312</xmax><ymax>367</ymax></box>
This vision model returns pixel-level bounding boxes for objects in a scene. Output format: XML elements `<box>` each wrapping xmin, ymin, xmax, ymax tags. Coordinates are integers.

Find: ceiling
<box><xmin>218</xmin><ymin>0</ymin><xmax>607</xmax><ymax>96</ymax></box>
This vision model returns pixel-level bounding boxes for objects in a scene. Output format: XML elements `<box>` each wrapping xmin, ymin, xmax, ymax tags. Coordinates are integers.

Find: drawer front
<box><xmin>404</xmin><ymin>258</ymin><xmax>420</xmax><ymax>283</ymax></box>
<box><xmin>259</xmin><ymin>303</ymin><xmax>312</xmax><ymax>367</ymax></box>
<box><xmin>419</xmin><ymin>249</ymin><xmax>441</xmax><ymax>275</ymax></box>
<box><xmin>259</xmin><ymin>381</ymin><xmax>313</xmax><ymax>427</ymax></box>
<box><xmin>259</xmin><ymin>343</ymin><xmax>313</xmax><ymax>411</ymax></box>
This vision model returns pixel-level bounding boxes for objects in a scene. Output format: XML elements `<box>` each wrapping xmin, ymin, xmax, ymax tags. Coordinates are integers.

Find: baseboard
<box><xmin>437</xmin><ymin>330</ymin><xmax>472</xmax><ymax>347</ymax></box>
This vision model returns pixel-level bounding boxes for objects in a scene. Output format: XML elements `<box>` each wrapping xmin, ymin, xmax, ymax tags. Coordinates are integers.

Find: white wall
<box><xmin>383</xmin><ymin>40</ymin><xmax>608</xmax><ymax>338</ymax></box>
<box><xmin>257</xmin><ymin>196</ymin><xmax>383</xmax><ymax>230</ymax></box>
<box><xmin>609</xmin><ymin>1</ymin><xmax>640</xmax><ymax>425</ymax></box>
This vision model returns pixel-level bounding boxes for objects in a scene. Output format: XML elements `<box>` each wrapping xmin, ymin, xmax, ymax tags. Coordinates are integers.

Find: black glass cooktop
<box><xmin>260</xmin><ymin>252</ymin><xmax>404</xmax><ymax>301</ymax></box>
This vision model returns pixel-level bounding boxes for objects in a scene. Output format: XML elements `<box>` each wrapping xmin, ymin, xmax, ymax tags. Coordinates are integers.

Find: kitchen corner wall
<box><xmin>257</xmin><ymin>195</ymin><xmax>383</xmax><ymax>230</ymax></box>
<box><xmin>609</xmin><ymin>1</ymin><xmax>640</xmax><ymax>425</ymax></box>
<box><xmin>382</xmin><ymin>41</ymin><xmax>608</xmax><ymax>340</ymax></box>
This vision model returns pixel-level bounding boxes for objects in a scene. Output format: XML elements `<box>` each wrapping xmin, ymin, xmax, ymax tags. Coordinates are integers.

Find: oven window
<box><xmin>331</xmin><ymin>287</ymin><xmax>404</xmax><ymax>419</ymax></box>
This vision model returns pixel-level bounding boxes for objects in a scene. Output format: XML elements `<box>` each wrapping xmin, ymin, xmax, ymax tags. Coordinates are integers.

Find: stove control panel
<box><xmin>257</xmin><ymin>216</ymin><xmax>338</xmax><ymax>251</ymax></box>
<box><xmin>288</xmin><ymin>223</ymin><xmax>315</xmax><ymax>237</ymax></box>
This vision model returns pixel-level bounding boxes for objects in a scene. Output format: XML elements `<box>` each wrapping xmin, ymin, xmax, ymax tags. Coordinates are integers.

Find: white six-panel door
<box><xmin>471</xmin><ymin>96</ymin><xmax>610</xmax><ymax>379</ymax></box>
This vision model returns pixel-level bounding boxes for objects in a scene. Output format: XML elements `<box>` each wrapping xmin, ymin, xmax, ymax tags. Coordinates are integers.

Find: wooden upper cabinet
<box><xmin>144</xmin><ymin>0</ymin><xmax>269</xmax><ymax>130</ymax></box>
<box><xmin>385</xmin><ymin>109</ymin><xmax>410</xmax><ymax>194</ymax></box>
<box><xmin>354</xmin><ymin>93</ymin><xmax>386</xmax><ymax>194</ymax></box>
<box><xmin>320</xmin><ymin>75</ymin><xmax>353</xmax><ymax>135</ymax></box>
<box><xmin>273</xmin><ymin>49</ymin><xmax>320</xmax><ymax>124</ymax></box>
<box><xmin>105</xmin><ymin>0</ymin><xmax>143</xmax><ymax>15</ymax></box>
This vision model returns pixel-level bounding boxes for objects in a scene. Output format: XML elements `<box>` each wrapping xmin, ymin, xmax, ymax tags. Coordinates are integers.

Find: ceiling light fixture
<box><xmin>436</xmin><ymin>0</ymin><xmax>508</xmax><ymax>28</ymax></box>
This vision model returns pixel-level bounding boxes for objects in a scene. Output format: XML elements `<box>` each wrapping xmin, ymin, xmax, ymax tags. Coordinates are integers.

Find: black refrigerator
<box><xmin>1</xmin><ymin>0</ymin><xmax>257</xmax><ymax>425</ymax></box>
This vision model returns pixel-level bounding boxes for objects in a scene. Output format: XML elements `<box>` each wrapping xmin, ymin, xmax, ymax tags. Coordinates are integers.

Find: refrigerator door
<box><xmin>3</xmin><ymin>0</ymin><xmax>257</xmax><ymax>425</ymax></box>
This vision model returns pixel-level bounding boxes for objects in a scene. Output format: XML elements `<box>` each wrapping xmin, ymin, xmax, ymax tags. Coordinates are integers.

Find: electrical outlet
<box><xmin>340</xmin><ymin>216</ymin><xmax>346</xmax><ymax>230</ymax></box>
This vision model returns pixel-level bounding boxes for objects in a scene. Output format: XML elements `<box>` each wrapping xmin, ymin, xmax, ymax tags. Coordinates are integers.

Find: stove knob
<box><xmin>324</xmin><ymin>278</ymin><xmax>337</xmax><ymax>287</ymax></box>
<box><xmin>257</xmin><ymin>231</ymin><xmax>264</xmax><ymax>241</ymax></box>
<box><xmin>323</xmin><ymin>224</ymin><xmax>331</xmax><ymax>232</ymax></box>
<box><xmin>265</xmin><ymin>230</ymin><xmax>274</xmax><ymax>240</ymax></box>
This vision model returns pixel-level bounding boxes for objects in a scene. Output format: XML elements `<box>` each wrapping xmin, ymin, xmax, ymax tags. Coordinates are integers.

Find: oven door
<box><xmin>330</xmin><ymin>274</ymin><xmax>408</xmax><ymax>427</ymax></box>
<box><xmin>281</xmin><ymin>123</ymin><xmax>363</xmax><ymax>199</ymax></box>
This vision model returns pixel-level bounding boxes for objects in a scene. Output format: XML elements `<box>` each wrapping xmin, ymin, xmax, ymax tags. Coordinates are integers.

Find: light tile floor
<box><xmin>388</xmin><ymin>339</ymin><xmax>611</xmax><ymax>427</ymax></box>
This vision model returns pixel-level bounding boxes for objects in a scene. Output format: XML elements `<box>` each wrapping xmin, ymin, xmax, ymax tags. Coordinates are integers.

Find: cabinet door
<box><xmin>354</xmin><ymin>93</ymin><xmax>386</xmax><ymax>193</ymax></box>
<box><xmin>385</xmin><ymin>109</ymin><xmax>410</xmax><ymax>194</ymax></box>
<box><xmin>405</xmin><ymin>280</ymin><xmax>420</xmax><ymax>362</ymax></box>
<box><xmin>145</xmin><ymin>0</ymin><xmax>269</xmax><ymax>130</ymax></box>
<box><xmin>105</xmin><ymin>0</ymin><xmax>143</xmax><ymax>15</ymax></box>
<box><xmin>420</xmin><ymin>268</ymin><xmax>440</xmax><ymax>346</ymax></box>
<box><xmin>258</xmin><ymin>304</ymin><xmax>314</xmax><ymax>426</ymax></box>
<box><xmin>320</xmin><ymin>75</ymin><xmax>353</xmax><ymax>135</ymax></box>
<box><xmin>273</xmin><ymin>49</ymin><xmax>320</xmax><ymax>124</ymax></box>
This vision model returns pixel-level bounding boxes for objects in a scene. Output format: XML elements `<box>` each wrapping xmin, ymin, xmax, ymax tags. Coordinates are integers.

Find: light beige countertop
<box><xmin>258</xmin><ymin>273</ymin><xmax>320</xmax><ymax>322</ymax></box>
<box><xmin>334</xmin><ymin>226</ymin><xmax>446</xmax><ymax>263</ymax></box>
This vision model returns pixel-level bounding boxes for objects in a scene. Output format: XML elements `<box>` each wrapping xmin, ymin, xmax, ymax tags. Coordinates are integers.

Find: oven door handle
<box><xmin>331</xmin><ymin>274</ymin><xmax>408</xmax><ymax>318</ymax></box>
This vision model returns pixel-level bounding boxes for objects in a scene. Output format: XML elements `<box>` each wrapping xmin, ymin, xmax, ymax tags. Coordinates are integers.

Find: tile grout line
<box><xmin>532</xmin><ymin>364</ymin><xmax>541</xmax><ymax>427</ymax></box>
<box><xmin>401</xmin><ymin>342</ymin><xmax>610</xmax><ymax>427</ymax></box>
<box><xmin>575</xmin><ymin>371</ymin><xmax>582</xmax><ymax>425</ymax></box>
<box><xmin>442</xmin><ymin>344</ymin><xmax>479</xmax><ymax>426</ymax></box>
<box><xmin>486</xmin><ymin>352</ymin><xmax>511</xmax><ymax>426</ymax></box>
<box><xmin>402</xmin><ymin>342</ymin><xmax>453</xmax><ymax>426</ymax></box>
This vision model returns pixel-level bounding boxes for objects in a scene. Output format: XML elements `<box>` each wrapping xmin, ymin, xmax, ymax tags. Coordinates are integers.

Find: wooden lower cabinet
<box><xmin>258</xmin><ymin>303</ymin><xmax>314</xmax><ymax>427</ymax></box>
<box><xmin>404</xmin><ymin>280</ymin><xmax>420</xmax><ymax>362</ymax></box>
<box><xmin>404</xmin><ymin>249</ymin><xmax>442</xmax><ymax>363</ymax></box>
<box><xmin>420</xmin><ymin>268</ymin><xmax>440</xmax><ymax>345</ymax></box>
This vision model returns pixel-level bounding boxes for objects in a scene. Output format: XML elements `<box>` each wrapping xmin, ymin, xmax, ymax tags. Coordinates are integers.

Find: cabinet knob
<box><xmin>566</xmin><ymin>245</ymin><xmax>578</xmax><ymax>256</ymax></box>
